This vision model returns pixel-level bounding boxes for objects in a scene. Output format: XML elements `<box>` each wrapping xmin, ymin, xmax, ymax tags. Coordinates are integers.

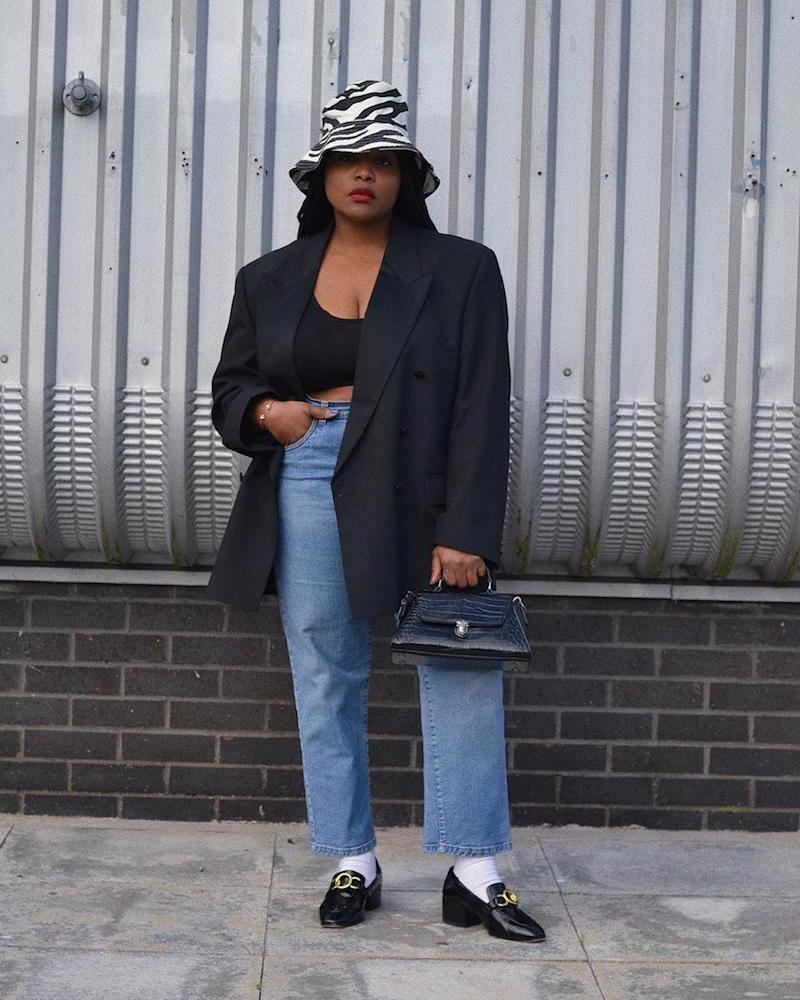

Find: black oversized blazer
<box><xmin>206</xmin><ymin>212</ymin><xmax>511</xmax><ymax>620</ymax></box>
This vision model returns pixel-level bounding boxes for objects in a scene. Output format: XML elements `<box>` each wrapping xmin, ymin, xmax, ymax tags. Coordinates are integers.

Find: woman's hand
<box><xmin>429</xmin><ymin>545</ymin><xmax>487</xmax><ymax>588</ymax></box>
<box><xmin>247</xmin><ymin>398</ymin><xmax>337</xmax><ymax>446</ymax></box>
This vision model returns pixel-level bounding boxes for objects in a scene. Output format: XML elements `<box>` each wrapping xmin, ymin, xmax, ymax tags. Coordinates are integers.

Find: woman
<box><xmin>208</xmin><ymin>80</ymin><xmax>545</xmax><ymax>942</ymax></box>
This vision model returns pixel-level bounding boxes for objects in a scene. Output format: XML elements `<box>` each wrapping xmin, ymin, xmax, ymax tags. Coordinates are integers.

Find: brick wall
<box><xmin>0</xmin><ymin>582</ymin><xmax>797</xmax><ymax>831</ymax></box>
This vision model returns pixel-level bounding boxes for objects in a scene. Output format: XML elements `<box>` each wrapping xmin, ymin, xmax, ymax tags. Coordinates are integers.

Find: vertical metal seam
<box><xmin>111</xmin><ymin>0</ymin><xmax>139</xmax><ymax>555</ymax></box>
<box><xmin>583</xmin><ymin>0</ymin><xmax>605</xmax><ymax>407</ymax></box>
<box><xmin>473</xmin><ymin>0</ymin><xmax>491</xmax><ymax>242</ymax></box>
<box><xmin>724</xmin><ymin>0</ymin><xmax>749</xmax><ymax>405</ymax></box>
<box><xmin>338</xmin><ymin>0</ymin><xmax>350</xmax><ymax>93</ymax></box>
<box><xmin>610</xmin><ymin>0</ymin><xmax>630</xmax><ymax>409</ymax></box>
<box><xmin>163</xmin><ymin>0</ymin><xmax>182</xmax><ymax>378</ymax></box>
<box><xmin>310</xmin><ymin>0</ymin><xmax>324</xmax><ymax>147</ymax></box>
<box><xmin>261</xmin><ymin>0</ymin><xmax>280</xmax><ymax>253</ymax></box>
<box><xmin>654</xmin><ymin>0</ymin><xmax>678</xmax><ymax>408</ymax></box>
<box><xmin>514</xmin><ymin>0</ymin><xmax>537</xmax><ymax>393</ymax></box>
<box><xmin>181</xmin><ymin>0</ymin><xmax>210</xmax><ymax>562</ymax></box>
<box><xmin>750</xmin><ymin>0</ymin><xmax>769</xmax><ymax>472</ymax></box>
<box><xmin>175</xmin><ymin>0</ymin><xmax>208</xmax><ymax>564</ymax></box>
<box><xmin>786</xmin><ymin>0</ymin><xmax>800</xmax><ymax>408</ymax></box>
<box><xmin>448</xmin><ymin>0</ymin><xmax>465</xmax><ymax>233</ymax></box>
<box><xmin>186</xmin><ymin>0</ymin><xmax>209</xmax><ymax>384</ymax></box>
<box><xmin>584</xmin><ymin>0</ymin><xmax>606</xmax><ymax>566</ymax></box>
<box><xmin>539</xmin><ymin>0</ymin><xmax>560</xmax><ymax>414</ymax></box>
<box><xmin>237</xmin><ymin>0</ymin><xmax>254</xmax><ymax>267</ymax></box>
<box><xmin>407</xmin><ymin>0</ymin><xmax>421</xmax><ymax>141</ymax></box>
<box><xmin>117</xmin><ymin>0</ymin><xmax>138</xmax><ymax>392</ymax></box>
<box><xmin>92</xmin><ymin>0</ymin><xmax>113</xmax><ymax>555</ymax></box>
<box><xmin>21</xmin><ymin>0</ymin><xmax>42</xmax><ymax>379</ymax></box>
<box><xmin>43</xmin><ymin>0</ymin><xmax>70</xmax><ymax>547</ymax></box>
<box><xmin>92</xmin><ymin>1</ymin><xmax>111</xmax><ymax>388</ymax></box>
<box><xmin>383</xmin><ymin>0</ymin><xmax>395</xmax><ymax>85</ymax></box>
<box><xmin>673</xmin><ymin>0</ymin><xmax>703</xmax><ymax>555</ymax></box>
<box><xmin>712</xmin><ymin>0</ymin><xmax>749</xmax><ymax>576</ymax></box>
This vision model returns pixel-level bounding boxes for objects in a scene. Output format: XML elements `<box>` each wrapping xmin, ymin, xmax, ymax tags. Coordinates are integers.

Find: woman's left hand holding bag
<box><xmin>429</xmin><ymin>545</ymin><xmax>487</xmax><ymax>588</ymax></box>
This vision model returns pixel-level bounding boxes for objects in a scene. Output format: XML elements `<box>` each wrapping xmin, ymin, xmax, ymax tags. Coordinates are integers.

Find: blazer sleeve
<box><xmin>211</xmin><ymin>265</ymin><xmax>284</xmax><ymax>457</ymax></box>
<box><xmin>432</xmin><ymin>247</ymin><xmax>511</xmax><ymax>563</ymax></box>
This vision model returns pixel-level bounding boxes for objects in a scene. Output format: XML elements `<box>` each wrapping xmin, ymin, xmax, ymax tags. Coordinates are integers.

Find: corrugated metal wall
<box><xmin>2</xmin><ymin>0</ymin><xmax>799</xmax><ymax>589</ymax></box>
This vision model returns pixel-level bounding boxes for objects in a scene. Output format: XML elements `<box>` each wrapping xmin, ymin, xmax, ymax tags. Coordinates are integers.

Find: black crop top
<box><xmin>293</xmin><ymin>295</ymin><xmax>362</xmax><ymax>392</ymax></box>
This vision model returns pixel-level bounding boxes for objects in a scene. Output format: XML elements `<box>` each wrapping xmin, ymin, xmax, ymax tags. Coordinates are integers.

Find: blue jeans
<box><xmin>273</xmin><ymin>393</ymin><xmax>512</xmax><ymax>857</ymax></box>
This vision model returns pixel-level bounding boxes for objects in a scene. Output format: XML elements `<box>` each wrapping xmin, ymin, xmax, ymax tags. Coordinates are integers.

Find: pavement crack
<box><xmin>537</xmin><ymin>834</ymin><xmax>609</xmax><ymax>1000</ymax></box>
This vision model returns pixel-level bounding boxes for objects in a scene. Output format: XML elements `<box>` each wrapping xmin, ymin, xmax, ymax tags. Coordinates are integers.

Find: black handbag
<box><xmin>390</xmin><ymin>564</ymin><xmax>532</xmax><ymax>671</ymax></box>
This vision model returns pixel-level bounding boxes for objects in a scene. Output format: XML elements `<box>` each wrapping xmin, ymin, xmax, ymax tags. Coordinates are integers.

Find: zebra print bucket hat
<box><xmin>289</xmin><ymin>79</ymin><xmax>440</xmax><ymax>198</ymax></box>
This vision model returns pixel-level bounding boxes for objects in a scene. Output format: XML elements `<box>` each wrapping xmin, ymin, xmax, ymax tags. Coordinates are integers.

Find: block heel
<box><xmin>364</xmin><ymin>884</ymin><xmax>382</xmax><ymax>910</ymax></box>
<box><xmin>442</xmin><ymin>890</ymin><xmax>482</xmax><ymax>927</ymax></box>
<box><xmin>441</xmin><ymin>866</ymin><xmax>547</xmax><ymax>942</ymax></box>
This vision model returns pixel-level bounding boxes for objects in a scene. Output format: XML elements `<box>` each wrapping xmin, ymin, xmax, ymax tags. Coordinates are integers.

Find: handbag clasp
<box><xmin>454</xmin><ymin>619</ymin><xmax>470</xmax><ymax>638</ymax></box>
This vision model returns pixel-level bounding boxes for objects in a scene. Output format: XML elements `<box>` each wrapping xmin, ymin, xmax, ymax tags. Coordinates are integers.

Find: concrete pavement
<box><xmin>0</xmin><ymin>815</ymin><xmax>797</xmax><ymax>999</ymax></box>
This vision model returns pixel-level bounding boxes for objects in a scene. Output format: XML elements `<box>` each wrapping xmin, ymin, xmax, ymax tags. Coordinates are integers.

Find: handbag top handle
<box><xmin>430</xmin><ymin>562</ymin><xmax>496</xmax><ymax>594</ymax></box>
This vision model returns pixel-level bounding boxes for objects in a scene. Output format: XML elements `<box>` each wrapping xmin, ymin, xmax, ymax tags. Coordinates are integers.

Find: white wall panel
<box><xmin>416</xmin><ymin>0</ymin><xmax>456</xmax><ymax>234</ymax></box>
<box><xmin>586</xmin><ymin>0</ymin><xmax>623</xmax><ymax>574</ymax></box>
<box><xmin>0</xmin><ymin>0</ymin><xmax>37</xmax><ymax>554</ymax></box>
<box><xmin>728</xmin><ymin>0</ymin><xmax>766</xmax><ymax>577</ymax></box>
<box><xmin>604</xmin><ymin>1</ymin><xmax>667</xmax><ymax>570</ymax></box>
<box><xmin>2</xmin><ymin>0</ymin><xmax>800</xmax><ymax>593</ymax></box>
<box><xmin>536</xmin><ymin>0</ymin><xmax>596</xmax><ymax>568</ymax></box>
<box><xmin>272</xmin><ymin>0</ymin><xmax>318</xmax><ymax>247</ymax></box>
<box><xmin>346</xmin><ymin>1</ymin><xmax>387</xmax><ymax>86</ymax></box>
<box><xmin>750</xmin><ymin>0</ymin><xmax>800</xmax><ymax>580</ymax></box>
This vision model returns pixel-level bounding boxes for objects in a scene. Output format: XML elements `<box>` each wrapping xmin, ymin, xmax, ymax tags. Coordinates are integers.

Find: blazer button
<box><xmin>399</xmin><ymin>425</ymin><xmax>409</xmax><ymax>435</ymax></box>
<box><xmin>394</xmin><ymin>482</ymin><xmax>403</xmax><ymax>491</ymax></box>
<box><xmin>413</xmin><ymin>369</ymin><xmax>426</xmax><ymax>379</ymax></box>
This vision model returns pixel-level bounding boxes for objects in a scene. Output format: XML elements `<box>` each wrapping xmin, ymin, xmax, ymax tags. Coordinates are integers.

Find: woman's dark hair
<box><xmin>296</xmin><ymin>149</ymin><xmax>437</xmax><ymax>238</ymax></box>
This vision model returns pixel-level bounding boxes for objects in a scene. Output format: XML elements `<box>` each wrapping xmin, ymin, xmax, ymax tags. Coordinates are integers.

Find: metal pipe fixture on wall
<box><xmin>62</xmin><ymin>70</ymin><xmax>101</xmax><ymax>116</ymax></box>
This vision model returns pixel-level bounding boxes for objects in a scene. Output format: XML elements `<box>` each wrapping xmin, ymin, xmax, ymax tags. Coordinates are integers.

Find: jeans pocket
<box><xmin>283</xmin><ymin>419</ymin><xmax>319</xmax><ymax>451</ymax></box>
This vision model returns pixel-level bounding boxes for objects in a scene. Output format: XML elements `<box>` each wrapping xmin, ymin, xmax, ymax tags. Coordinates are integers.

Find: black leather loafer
<box><xmin>442</xmin><ymin>866</ymin><xmax>546</xmax><ymax>942</ymax></box>
<box><xmin>319</xmin><ymin>860</ymin><xmax>382</xmax><ymax>927</ymax></box>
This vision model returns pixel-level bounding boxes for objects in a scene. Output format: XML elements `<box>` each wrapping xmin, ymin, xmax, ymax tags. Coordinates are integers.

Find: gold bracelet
<box><xmin>257</xmin><ymin>399</ymin><xmax>276</xmax><ymax>429</ymax></box>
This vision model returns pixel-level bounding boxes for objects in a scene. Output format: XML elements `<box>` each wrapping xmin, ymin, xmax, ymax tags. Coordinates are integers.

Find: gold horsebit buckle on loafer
<box><xmin>488</xmin><ymin>888</ymin><xmax>519</xmax><ymax>909</ymax></box>
<box><xmin>330</xmin><ymin>871</ymin><xmax>364</xmax><ymax>891</ymax></box>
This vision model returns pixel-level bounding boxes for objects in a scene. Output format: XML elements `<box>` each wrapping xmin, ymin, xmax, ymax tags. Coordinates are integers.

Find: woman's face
<box><xmin>323</xmin><ymin>148</ymin><xmax>402</xmax><ymax>224</ymax></box>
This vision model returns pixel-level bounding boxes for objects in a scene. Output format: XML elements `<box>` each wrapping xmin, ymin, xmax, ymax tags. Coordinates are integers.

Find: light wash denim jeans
<box><xmin>273</xmin><ymin>393</ymin><xmax>512</xmax><ymax>858</ymax></box>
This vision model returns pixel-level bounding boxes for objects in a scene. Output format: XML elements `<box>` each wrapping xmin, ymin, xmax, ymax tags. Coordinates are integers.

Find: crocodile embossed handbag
<box><xmin>390</xmin><ymin>565</ymin><xmax>532</xmax><ymax>671</ymax></box>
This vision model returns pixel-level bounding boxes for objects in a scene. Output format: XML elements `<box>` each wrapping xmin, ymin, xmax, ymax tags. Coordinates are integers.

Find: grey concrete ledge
<box><xmin>4</xmin><ymin>566</ymin><xmax>800</xmax><ymax>604</ymax></box>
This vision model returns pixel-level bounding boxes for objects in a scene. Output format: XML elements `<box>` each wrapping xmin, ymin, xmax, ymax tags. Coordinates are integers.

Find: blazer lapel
<box><xmin>252</xmin><ymin>222</ymin><xmax>333</xmax><ymax>401</ymax></box>
<box><xmin>252</xmin><ymin>212</ymin><xmax>433</xmax><ymax>475</ymax></box>
<box><xmin>335</xmin><ymin>213</ymin><xmax>433</xmax><ymax>475</ymax></box>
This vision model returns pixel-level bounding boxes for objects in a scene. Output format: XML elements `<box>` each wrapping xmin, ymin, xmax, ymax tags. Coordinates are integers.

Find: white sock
<box><xmin>452</xmin><ymin>855</ymin><xmax>503</xmax><ymax>902</ymax></box>
<box><xmin>333</xmin><ymin>848</ymin><xmax>376</xmax><ymax>885</ymax></box>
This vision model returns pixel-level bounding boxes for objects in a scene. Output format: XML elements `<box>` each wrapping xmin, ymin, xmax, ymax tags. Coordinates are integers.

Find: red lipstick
<box><xmin>349</xmin><ymin>188</ymin><xmax>375</xmax><ymax>202</ymax></box>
